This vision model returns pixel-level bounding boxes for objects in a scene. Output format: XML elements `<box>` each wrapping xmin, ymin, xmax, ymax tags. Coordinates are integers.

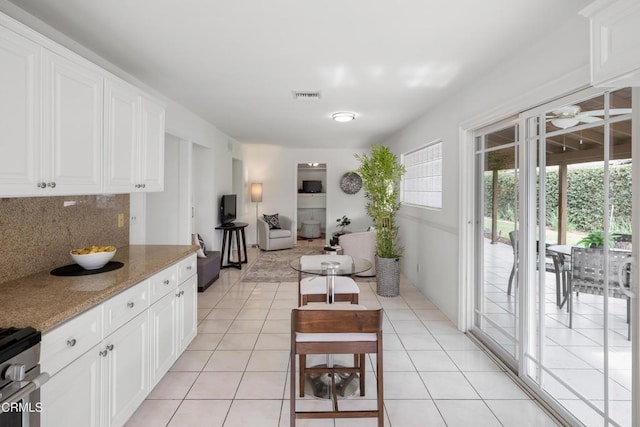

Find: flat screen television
<box><xmin>220</xmin><ymin>194</ymin><xmax>237</xmax><ymax>226</ymax></box>
<box><xmin>302</xmin><ymin>180</ymin><xmax>322</xmax><ymax>193</ymax></box>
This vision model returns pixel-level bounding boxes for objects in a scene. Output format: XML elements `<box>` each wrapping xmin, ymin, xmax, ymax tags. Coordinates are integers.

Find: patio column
<box><xmin>557</xmin><ymin>163</ymin><xmax>568</xmax><ymax>245</ymax></box>
<box><xmin>491</xmin><ymin>169</ymin><xmax>498</xmax><ymax>244</ymax></box>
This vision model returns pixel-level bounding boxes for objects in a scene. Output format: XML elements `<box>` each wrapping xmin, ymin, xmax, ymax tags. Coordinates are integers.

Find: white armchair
<box><xmin>257</xmin><ymin>215</ymin><xmax>295</xmax><ymax>251</ymax></box>
<box><xmin>338</xmin><ymin>229</ymin><xmax>376</xmax><ymax>276</ymax></box>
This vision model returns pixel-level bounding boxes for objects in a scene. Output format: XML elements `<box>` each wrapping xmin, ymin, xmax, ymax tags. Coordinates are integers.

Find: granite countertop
<box><xmin>0</xmin><ymin>245</ymin><xmax>198</xmax><ymax>332</ymax></box>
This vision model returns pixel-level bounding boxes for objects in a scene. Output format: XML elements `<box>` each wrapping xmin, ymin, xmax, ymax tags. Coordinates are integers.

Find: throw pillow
<box><xmin>197</xmin><ymin>234</ymin><xmax>207</xmax><ymax>255</ymax></box>
<box><xmin>193</xmin><ymin>233</ymin><xmax>207</xmax><ymax>258</ymax></box>
<box><xmin>263</xmin><ymin>213</ymin><xmax>281</xmax><ymax>229</ymax></box>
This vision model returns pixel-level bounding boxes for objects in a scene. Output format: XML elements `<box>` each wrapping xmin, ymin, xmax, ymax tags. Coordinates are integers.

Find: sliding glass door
<box><xmin>472</xmin><ymin>118</ymin><xmax>521</xmax><ymax>369</ymax></box>
<box><xmin>471</xmin><ymin>88</ymin><xmax>635</xmax><ymax>426</ymax></box>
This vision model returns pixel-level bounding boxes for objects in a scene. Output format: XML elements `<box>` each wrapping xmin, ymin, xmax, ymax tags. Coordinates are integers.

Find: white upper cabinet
<box><xmin>103</xmin><ymin>79</ymin><xmax>138</xmax><ymax>192</ymax></box>
<box><xmin>138</xmin><ymin>96</ymin><xmax>165</xmax><ymax>192</ymax></box>
<box><xmin>0</xmin><ymin>13</ymin><xmax>165</xmax><ymax>197</ymax></box>
<box><xmin>0</xmin><ymin>25</ymin><xmax>41</xmax><ymax>196</ymax></box>
<box><xmin>43</xmin><ymin>51</ymin><xmax>103</xmax><ymax>195</ymax></box>
<box><xmin>103</xmin><ymin>81</ymin><xmax>165</xmax><ymax>193</ymax></box>
<box><xmin>581</xmin><ymin>0</ymin><xmax>640</xmax><ymax>86</ymax></box>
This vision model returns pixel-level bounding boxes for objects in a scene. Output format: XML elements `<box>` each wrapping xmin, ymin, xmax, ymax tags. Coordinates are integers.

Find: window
<box><xmin>402</xmin><ymin>140</ymin><xmax>442</xmax><ymax>208</ymax></box>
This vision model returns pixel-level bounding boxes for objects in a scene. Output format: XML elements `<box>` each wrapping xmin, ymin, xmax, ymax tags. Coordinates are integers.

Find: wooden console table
<box><xmin>215</xmin><ymin>222</ymin><xmax>248</xmax><ymax>269</ymax></box>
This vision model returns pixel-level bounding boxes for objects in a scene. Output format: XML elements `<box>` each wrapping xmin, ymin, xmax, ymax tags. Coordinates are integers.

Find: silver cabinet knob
<box><xmin>67</xmin><ymin>338</ymin><xmax>77</xmax><ymax>347</ymax></box>
<box><xmin>127</xmin><ymin>301</ymin><xmax>135</xmax><ymax>308</ymax></box>
<box><xmin>176</xmin><ymin>292</ymin><xmax>181</xmax><ymax>297</ymax></box>
<box><xmin>186</xmin><ymin>266</ymin><xmax>192</xmax><ymax>270</ymax></box>
<box><xmin>141</xmin><ymin>184</ymin><xmax>146</xmax><ymax>188</ymax></box>
<box><xmin>163</xmin><ymin>279</ymin><xmax>170</xmax><ymax>285</ymax></box>
<box><xmin>106</xmin><ymin>344</ymin><xmax>114</xmax><ymax>351</ymax></box>
<box><xmin>38</xmin><ymin>182</ymin><xmax>47</xmax><ymax>188</ymax></box>
<box><xmin>99</xmin><ymin>350</ymin><xmax>108</xmax><ymax>357</ymax></box>
<box><xmin>47</xmin><ymin>182</ymin><xmax>56</xmax><ymax>188</ymax></box>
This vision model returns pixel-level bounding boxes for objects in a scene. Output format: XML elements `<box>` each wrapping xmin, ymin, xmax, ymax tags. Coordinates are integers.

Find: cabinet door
<box><xmin>583</xmin><ymin>0</ymin><xmax>640</xmax><ymax>86</ymax></box>
<box><xmin>104</xmin><ymin>79</ymin><xmax>138</xmax><ymax>193</ymax></box>
<box><xmin>148</xmin><ymin>291</ymin><xmax>178</xmax><ymax>389</ymax></box>
<box><xmin>0</xmin><ymin>26</ymin><xmax>42</xmax><ymax>196</ymax></box>
<box><xmin>43</xmin><ymin>51</ymin><xmax>103</xmax><ymax>194</ymax></box>
<box><xmin>138</xmin><ymin>96</ymin><xmax>165</xmax><ymax>192</ymax></box>
<box><xmin>102</xmin><ymin>312</ymin><xmax>148</xmax><ymax>427</ymax></box>
<box><xmin>177</xmin><ymin>275</ymin><xmax>197</xmax><ymax>353</ymax></box>
<box><xmin>41</xmin><ymin>345</ymin><xmax>101</xmax><ymax>427</ymax></box>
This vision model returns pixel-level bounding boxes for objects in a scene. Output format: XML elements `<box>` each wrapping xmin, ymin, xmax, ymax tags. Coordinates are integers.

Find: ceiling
<box><xmin>9</xmin><ymin>0</ymin><xmax>591</xmax><ymax>149</ymax></box>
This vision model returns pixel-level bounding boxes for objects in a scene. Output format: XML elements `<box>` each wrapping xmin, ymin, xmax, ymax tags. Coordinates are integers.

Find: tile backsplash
<box><xmin>0</xmin><ymin>195</ymin><xmax>129</xmax><ymax>283</ymax></box>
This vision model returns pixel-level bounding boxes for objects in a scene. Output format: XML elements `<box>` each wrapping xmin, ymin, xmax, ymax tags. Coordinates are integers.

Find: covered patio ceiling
<box><xmin>484</xmin><ymin>88</ymin><xmax>633</xmax><ymax>244</ymax></box>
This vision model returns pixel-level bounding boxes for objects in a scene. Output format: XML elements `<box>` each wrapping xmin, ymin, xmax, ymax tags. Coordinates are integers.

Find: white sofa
<box><xmin>257</xmin><ymin>215</ymin><xmax>295</xmax><ymax>251</ymax></box>
<box><xmin>338</xmin><ymin>229</ymin><xmax>376</xmax><ymax>276</ymax></box>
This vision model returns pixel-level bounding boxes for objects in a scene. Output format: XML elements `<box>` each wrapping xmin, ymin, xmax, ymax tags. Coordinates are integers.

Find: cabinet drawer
<box><xmin>177</xmin><ymin>254</ymin><xmax>197</xmax><ymax>282</ymax></box>
<box><xmin>149</xmin><ymin>264</ymin><xmax>178</xmax><ymax>303</ymax></box>
<box><xmin>103</xmin><ymin>280</ymin><xmax>149</xmax><ymax>336</ymax></box>
<box><xmin>41</xmin><ymin>305</ymin><xmax>102</xmax><ymax>377</ymax></box>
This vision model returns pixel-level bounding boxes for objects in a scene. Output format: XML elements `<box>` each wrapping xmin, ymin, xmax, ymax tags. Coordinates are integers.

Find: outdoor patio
<box><xmin>481</xmin><ymin>238</ymin><xmax>631</xmax><ymax>426</ymax></box>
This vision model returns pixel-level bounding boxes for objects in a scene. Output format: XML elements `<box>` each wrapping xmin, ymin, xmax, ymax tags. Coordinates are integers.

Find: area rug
<box><xmin>241</xmin><ymin>246</ymin><xmax>324</xmax><ymax>282</ymax></box>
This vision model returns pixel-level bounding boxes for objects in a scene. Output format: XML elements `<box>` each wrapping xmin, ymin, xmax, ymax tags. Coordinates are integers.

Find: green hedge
<box><xmin>484</xmin><ymin>164</ymin><xmax>632</xmax><ymax>233</ymax></box>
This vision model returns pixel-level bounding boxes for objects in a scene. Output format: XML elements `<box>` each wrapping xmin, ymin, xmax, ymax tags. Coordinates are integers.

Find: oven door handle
<box><xmin>0</xmin><ymin>372</ymin><xmax>50</xmax><ymax>411</ymax></box>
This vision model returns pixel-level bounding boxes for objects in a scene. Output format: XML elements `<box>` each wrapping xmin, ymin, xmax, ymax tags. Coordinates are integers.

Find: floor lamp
<box><xmin>251</xmin><ymin>183</ymin><xmax>263</xmax><ymax>247</ymax></box>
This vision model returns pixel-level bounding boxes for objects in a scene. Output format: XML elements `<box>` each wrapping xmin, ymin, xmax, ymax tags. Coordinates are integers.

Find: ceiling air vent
<box><xmin>292</xmin><ymin>91</ymin><xmax>321</xmax><ymax>100</ymax></box>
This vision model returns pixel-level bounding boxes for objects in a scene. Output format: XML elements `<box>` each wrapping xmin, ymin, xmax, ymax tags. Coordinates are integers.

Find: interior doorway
<box><xmin>296</xmin><ymin>163</ymin><xmax>327</xmax><ymax>243</ymax></box>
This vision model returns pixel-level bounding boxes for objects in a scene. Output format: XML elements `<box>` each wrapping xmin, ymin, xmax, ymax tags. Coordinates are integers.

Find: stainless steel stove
<box><xmin>0</xmin><ymin>327</ymin><xmax>49</xmax><ymax>427</ymax></box>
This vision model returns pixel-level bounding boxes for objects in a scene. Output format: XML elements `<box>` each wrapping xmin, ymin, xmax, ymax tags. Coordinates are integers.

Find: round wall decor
<box><xmin>340</xmin><ymin>172</ymin><xmax>362</xmax><ymax>194</ymax></box>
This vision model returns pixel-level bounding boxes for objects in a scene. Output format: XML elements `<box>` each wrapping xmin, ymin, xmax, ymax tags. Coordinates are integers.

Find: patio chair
<box><xmin>507</xmin><ymin>230</ymin><xmax>567</xmax><ymax>306</ymax></box>
<box><xmin>568</xmin><ymin>247</ymin><xmax>632</xmax><ymax>339</ymax></box>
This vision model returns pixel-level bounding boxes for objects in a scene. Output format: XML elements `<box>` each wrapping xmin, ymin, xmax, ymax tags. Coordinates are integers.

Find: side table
<box><xmin>215</xmin><ymin>222</ymin><xmax>248</xmax><ymax>269</ymax></box>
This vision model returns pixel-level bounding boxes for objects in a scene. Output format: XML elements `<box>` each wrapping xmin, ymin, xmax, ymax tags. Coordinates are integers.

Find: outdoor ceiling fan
<box><xmin>546</xmin><ymin>105</ymin><xmax>632</xmax><ymax>129</ymax></box>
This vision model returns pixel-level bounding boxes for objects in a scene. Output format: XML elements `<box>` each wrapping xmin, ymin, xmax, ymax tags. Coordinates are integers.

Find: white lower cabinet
<box><xmin>148</xmin><ymin>291</ymin><xmax>178</xmax><ymax>389</ymax></box>
<box><xmin>102</xmin><ymin>312</ymin><xmax>148</xmax><ymax>427</ymax></box>
<box><xmin>41</xmin><ymin>254</ymin><xmax>196</xmax><ymax>427</ymax></box>
<box><xmin>41</xmin><ymin>313</ymin><xmax>148</xmax><ymax>427</ymax></box>
<box><xmin>177</xmin><ymin>275</ymin><xmax>197</xmax><ymax>353</ymax></box>
<box><xmin>149</xmin><ymin>265</ymin><xmax>197</xmax><ymax>388</ymax></box>
<box><xmin>41</xmin><ymin>344</ymin><xmax>101</xmax><ymax>427</ymax></box>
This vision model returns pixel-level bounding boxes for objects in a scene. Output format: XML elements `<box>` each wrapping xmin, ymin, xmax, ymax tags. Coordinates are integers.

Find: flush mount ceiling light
<box><xmin>331</xmin><ymin>111</ymin><xmax>356</xmax><ymax>122</ymax></box>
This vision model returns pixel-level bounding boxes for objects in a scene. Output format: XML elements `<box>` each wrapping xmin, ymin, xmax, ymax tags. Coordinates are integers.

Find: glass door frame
<box><xmin>469</xmin><ymin>117</ymin><xmax>521</xmax><ymax>372</ymax></box>
<box><xmin>517</xmin><ymin>86</ymin><xmax>637</xmax><ymax>426</ymax></box>
<box><xmin>462</xmin><ymin>86</ymin><xmax>638</xmax><ymax>426</ymax></box>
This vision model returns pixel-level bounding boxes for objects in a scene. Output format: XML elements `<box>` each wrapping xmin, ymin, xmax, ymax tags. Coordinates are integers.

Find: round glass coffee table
<box><xmin>290</xmin><ymin>255</ymin><xmax>372</xmax><ymax>399</ymax></box>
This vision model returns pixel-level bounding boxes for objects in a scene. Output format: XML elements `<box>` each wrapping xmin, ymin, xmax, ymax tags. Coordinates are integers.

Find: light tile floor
<box><xmin>126</xmin><ymin>246</ymin><xmax>560</xmax><ymax>426</ymax></box>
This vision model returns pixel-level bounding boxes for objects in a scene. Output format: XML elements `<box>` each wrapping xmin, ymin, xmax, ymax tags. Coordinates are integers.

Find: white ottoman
<box><xmin>300</xmin><ymin>220</ymin><xmax>321</xmax><ymax>238</ymax></box>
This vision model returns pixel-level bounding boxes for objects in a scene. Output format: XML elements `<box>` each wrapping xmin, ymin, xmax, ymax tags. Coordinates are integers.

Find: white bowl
<box><xmin>70</xmin><ymin>248</ymin><xmax>116</xmax><ymax>270</ymax></box>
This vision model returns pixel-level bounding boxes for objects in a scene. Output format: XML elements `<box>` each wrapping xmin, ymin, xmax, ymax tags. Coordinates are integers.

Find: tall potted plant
<box><xmin>355</xmin><ymin>145</ymin><xmax>406</xmax><ymax>296</ymax></box>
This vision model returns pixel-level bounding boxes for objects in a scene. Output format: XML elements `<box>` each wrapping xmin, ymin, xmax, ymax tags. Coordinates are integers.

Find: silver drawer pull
<box><xmin>66</xmin><ymin>338</ymin><xmax>77</xmax><ymax>347</ymax></box>
<box><xmin>180</xmin><ymin>290</ymin><xmax>185</xmax><ymax>296</ymax></box>
<box><xmin>99</xmin><ymin>349</ymin><xmax>108</xmax><ymax>357</ymax></box>
<box><xmin>127</xmin><ymin>301</ymin><xmax>135</xmax><ymax>308</ymax></box>
<box><xmin>186</xmin><ymin>266</ymin><xmax>192</xmax><ymax>270</ymax></box>
<box><xmin>106</xmin><ymin>344</ymin><xmax>114</xmax><ymax>351</ymax></box>
<box><xmin>163</xmin><ymin>279</ymin><xmax>170</xmax><ymax>285</ymax></box>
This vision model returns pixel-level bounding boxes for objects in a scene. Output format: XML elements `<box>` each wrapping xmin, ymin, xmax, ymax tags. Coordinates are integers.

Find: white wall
<box><xmin>242</xmin><ymin>145</ymin><xmax>370</xmax><ymax>246</ymax></box>
<box><xmin>383</xmin><ymin>15</ymin><xmax>592</xmax><ymax>324</ymax></box>
<box><xmin>145</xmin><ymin>135</ymin><xmax>181</xmax><ymax>244</ymax></box>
